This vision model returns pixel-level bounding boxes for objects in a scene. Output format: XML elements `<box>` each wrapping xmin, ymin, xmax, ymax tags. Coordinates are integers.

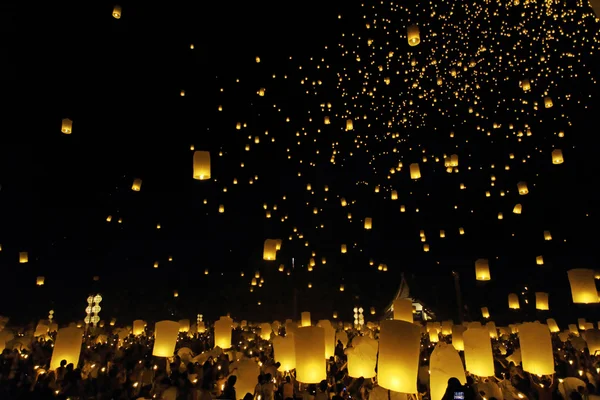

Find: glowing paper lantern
<box><xmin>583</xmin><ymin>329</ymin><xmax>600</xmax><ymax>355</ymax></box>
<box><xmin>179</xmin><ymin>319</ymin><xmax>190</xmax><ymax>333</ymax></box>
<box><xmin>463</xmin><ymin>326</ymin><xmax>494</xmax><ymax>376</ymax></box>
<box><xmin>192</xmin><ymin>151</ymin><xmax>211</xmax><ymax>180</ymax></box>
<box><xmin>341</xmin><ymin>244</ymin><xmax>347</xmax><ymax>253</ymax></box>
<box><xmin>346</xmin><ymin>335</ymin><xmax>378</xmax><ymax>378</ymax></box>
<box><xmin>546</xmin><ymin>318</ymin><xmax>560</xmax><ymax>333</ymax></box>
<box><xmin>214</xmin><ymin>316</ymin><xmax>233</xmax><ymax>349</ymax></box>
<box><xmin>19</xmin><ymin>252</ymin><xmax>28</xmax><ymax>264</ymax></box>
<box><xmin>430</xmin><ymin>342</ymin><xmax>466</xmax><ymax>400</ymax></box>
<box><xmin>508</xmin><ymin>293</ymin><xmax>520</xmax><ymax>309</ymax></box>
<box><xmin>133</xmin><ymin>320</ymin><xmax>145</xmax><ymax>335</ymax></box>
<box><xmin>567</xmin><ymin>269</ymin><xmax>599</xmax><ymax>304</ymax></box>
<box><xmin>272</xmin><ymin>335</ymin><xmax>296</xmax><ymax>371</ymax></box>
<box><xmin>364</xmin><ymin>217</ymin><xmax>372</xmax><ymax>230</ymax></box>
<box><xmin>519</xmin><ymin>322</ymin><xmax>554</xmax><ymax>375</ymax></box>
<box><xmin>409</xmin><ymin>163</ymin><xmax>421</xmax><ymax>179</ymax></box>
<box><xmin>475</xmin><ymin>259</ymin><xmax>491</xmax><ymax>281</ymax></box>
<box><xmin>452</xmin><ymin>325</ymin><xmax>466</xmax><ymax>351</ymax></box>
<box><xmin>263</xmin><ymin>239</ymin><xmax>278</xmax><ymax>260</ymax></box>
<box><xmin>36</xmin><ymin>276</ymin><xmax>45</xmax><ymax>286</ymax></box>
<box><xmin>407</xmin><ymin>24</ymin><xmax>420</xmax><ymax>46</ymax></box>
<box><xmin>535</xmin><ymin>292</ymin><xmax>549</xmax><ymax>310</ymax></box>
<box><xmin>61</xmin><ymin>118</ymin><xmax>72</xmax><ymax>134</ymax></box>
<box><xmin>301</xmin><ymin>311</ymin><xmax>311</xmax><ymax>327</ymax></box>
<box><xmin>294</xmin><ymin>326</ymin><xmax>326</xmax><ymax>383</ymax></box>
<box><xmin>346</xmin><ymin>119</ymin><xmax>354</xmax><ymax>131</ymax></box>
<box><xmin>317</xmin><ymin>320</ymin><xmax>336</xmax><ymax>358</ymax></box>
<box><xmin>544</xmin><ymin>96</ymin><xmax>553</xmax><ymax>108</ymax></box>
<box><xmin>377</xmin><ymin>319</ymin><xmax>420</xmax><ymax>393</ymax></box>
<box><xmin>112</xmin><ymin>5</ymin><xmax>122</xmax><ymax>19</ymax></box>
<box><xmin>50</xmin><ymin>327</ymin><xmax>83</xmax><ymax>370</ymax></box>
<box><xmin>513</xmin><ymin>204</ymin><xmax>522</xmax><ymax>214</ymax></box>
<box><xmin>517</xmin><ymin>181</ymin><xmax>529</xmax><ymax>195</ymax></box>
<box><xmin>481</xmin><ymin>307</ymin><xmax>490</xmax><ymax>319</ymax></box>
<box><xmin>131</xmin><ymin>178</ymin><xmax>142</xmax><ymax>191</ymax></box>
<box><xmin>393</xmin><ymin>298</ymin><xmax>413</xmax><ymax>323</ymax></box>
<box><xmin>259</xmin><ymin>322</ymin><xmax>272</xmax><ymax>340</ymax></box>
<box><xmin>152</xmin><ymin>320</ymin><xmax>179</xmax><ymax>357</ymax></box>
<box><xmin>552</xmin><ymin>149</ymin><xmax>564</xmax><ymax>164</ymax></box>
<box><xmin>231</xmin><ymin>358</ymin><xmax>260</xmax><ymax>400</ymax></box>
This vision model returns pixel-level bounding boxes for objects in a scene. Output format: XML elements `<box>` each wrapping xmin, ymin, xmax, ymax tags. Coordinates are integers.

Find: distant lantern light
<box><xmin>61</xmin><ymin>118</ymin><xmax>73</xmax><ymax>134</ymax></box>
<box><xmin>407</xmin><ymin>25</ymin><xmax>420</xmax><ymax>46</ymax></box>
<box><xmin>112</xmin><ymin>5</ymin><xmax>121</xmax><ymax>19</ymax></box>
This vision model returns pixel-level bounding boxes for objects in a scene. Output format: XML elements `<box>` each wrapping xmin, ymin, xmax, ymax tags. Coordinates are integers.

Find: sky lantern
<box><xmin>377</xmin><ymin>319</ymin><xmax>421</xmax><ymax>393</ymax></box>
<box><xmin>452</xmin><ymin>325</ymin><xmax>466</xmax><ymax>351</ymax></box>
<box><xmin>346</xmin><ymin>335</ymin><xmax>378</xmax><ymax>378</ymax></box>
<box><xmin>317</xmin><ymin>320</ymin><xmax>336</xmax><ymax>358</ymax></box>
<box><xmin>192</xmin><ymin>151</ymin><xmax>211</xmax><ymax>180</ymax></box>
<box><xmin>294</xmin><ymin>326</ymin><xmax>326</xmax><ymax>383</ymax></box>
<box><xmin>364</xmin><ymin>217</ymin><xmax>372</xmax><ymax>229</ymax></box>
<box><xmin>481</xmin><ymin>307</ymin><xmax>490</xmax><ymax>319</ymax></box>
<box><xmin>544</xmin><ymin>96</ymin><xmax>553</xmax><ymax>108</ymax></box>
<box><xmin>112</xmin><ymin>5</ymin><xmax>122</xmax><ymax>19</ymax></box>
<box><xmin>346</xmin><ymin>119</ymin><xmax>354</xmax><ymax>131</ymax></box>
<box><xmin>214</xmin><ymin>316</ymin><xmax>233</xmax><ymax>349</ymax></box>
<box><xmin>508</xmin><ymin>293</ymin><xmax>520</xmax><ymax>309</ymax></box>
<box><xmin>50</xmin><ymin>327</ymin><xmax>83</xmax><ymax>370</ymax></box>
<box><xmin>552</xmin><ymin>149</ymin><xmax>564</xmax><ymax>164</ymax></box>
<box><xmin>410</xmin><ymin>163</ymin><xmax>421</xmax><ymax>179</ymax></box>
<box><xmin>567</xmin><ymin>269</ymin><xmax>599</xmax><ymax>304</ymax></box>
<box><xmin>272</xmin><ymin>335</ymin><xmax>296</xmax><ymax>371</ymax></box>
<box><xmin>475</xmin><ymin>258</ymin><xmax>491</xmax><ymax>281</ymax></box>
<box><xmin>19</xmin><ymin>252</ymin><xmax>28</xmax><ymax>264</ymax></box>
<box><xmin>546</xmin><ymin>318</ymin><xmax>560</xmax><ymax>333</ymax></box>
<box><xmin>133</xmin><ymin>320</ymin><xmax>145</xmax><ymax>336</ymax></box>
<box><xmin>519</xmin><ymin>322</ymin><xmax>554</xmax><ymax>375</ymax></box>
<box><xmin>263</xmin><ymin>239</ymin><xmax>278</xmax><ymax>260</ymax></box>
<box><xmin>463</xmin><ymin>326</ymin><xmax>494</xmax><ymax>377</ymax></box>
<box><xmin>430</xmin><ymin>342</ymin><xmax>466</xmax><ymax>400</ymax></box>
<box><xmin>407</xmin><ymin>24</ymin><xmax>420</xmax><ymax>46</ymax></box>
<box><xmin>393</xmin><ymin>298</ymin><xmax>413</xmax><ymax>323</ymax></box>
<box><xmin>535</xmin><ymin>292</ymin><xmax>549</xmax><ymax>310</ymax></box>
<box><xmin>61</xmin><ymin>118</ymin><xmax>72</xmax><ymax>134</ymax></box>
<box><xmin>301</xmin><ymin>311</ymin><xmax>311</xmax><ymax>327</ymax></box>
<box><xmin>517</xmin><ymin>181</ymin><xmax>529</xmax><ymax>195</ymax></box>
<box><xmin>36</xmin><ymin>276</ymin><xmax>45</xmax><ymax>286</ymax></box>
<box><xmin>131</xmin><ymin>178</ymin><xmax>142</xmax><ymax>191</ymax></box>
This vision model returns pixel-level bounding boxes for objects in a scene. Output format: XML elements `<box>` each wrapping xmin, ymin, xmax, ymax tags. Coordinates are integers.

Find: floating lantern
<box><xmin>153</xmin><ymin>320</ymin><xmax>179</xmax><ymax>357</ymax></box>
<box><xmin>192</xmin><ymin>151</ymin><xmax>211</xmax><ymax>180</ymax></box>
<box><xmin>346</xmin><ymin>335</ymin><xmax>378</xmax><ymax>378</ymax></box>
<box><xmin>294</xmin><ymin>326</ymin><xmax>326</xmax><ymax>383</ymax></box>
<box><xmin>535</xmin><ymin>292</ymin><xmax>549</xmax><ymax>310</ymax></box>
<box><xmin>544</xmin><ymin>96</ymin><xmax>553</xmax><ymax>108</ymax></box>
<box><xmin>407</xmin><ymin>24</ymin><xmax>420</xmax><ymax>46</ymax></box>
<box><xmin>517</xmin><ymin>181</ymin><xmax>528</xmax><ymax>195</ymax></box>
<box><xmin>272</xmin><ymin>335</ymin><xmax>296</xmax><ymax>371</ymax></box>
<box><xmin>452</xmin><ymin>325</ymin><xmax>466</xmax><ymax>351</ymax></box>
<box><xmin>536</xmin><ymin>256</ymin><xmax>544</xmax><ymax>265</ymax></box>
<box><xmin>179</xmin><ymin>319</ymin><xmax>190</xmax><ymax>333</ymax></box>
<box><xmin>341</xmin><ymin>244</ymin><xmax>347</xmax><ymax>253</ymax></box>
<box><xmin>393</xmin><ymin>298</ymin><xmax>413</xmax><ymax>323</ymax></box>
<box><xmin>259</xmin><ymin>322</ymin><xmax>272</xmax><ymax>340</ymax></box>
<box><xmin>543</xmin><ymin>230</ymin><xmax>552</xmax><ymax>240</ymax></box>
<box><xmin>50</xmin><ymin>327</ymin><xmax>83</xmax><ymax>370</ymax></box>
<box><xmin>112</xmin><ymin>5</ymin><xmax>121</xmax><ymax>19</ymax></box>
<box><xmin>131</xmin><ymin>178</ymin><xmax>142</xmax><ymax>191</ymax></box>
<box><xmin>508</xmin><ymin>293</ymin><xmax>520</xmax><ymax>309</ymax></box>
<box><xmin>513</xmin><ymin>204</ymin><xmax>522</xmax><ymax>214</ymax></box>
<box><xmin>133</xmin><ymin>320</ymin><xmax>145</xmax><ymax>336</ymax></box>
<box><xmin>546</xmin><ymin>318</ymin><xmax>560</xmax><ymax>333</ymax></box>
<box><xmin>463</xmin><ymin>326</ymin><xmax>494</xmax><ymax>376</ymax></box>
<box><xmin>521</xmin><ymin>79</ymin><xmax>531</xmax><ymax>91</ymax></box>
<box><xmin>410</xmin><ymin>163</ymin><xmax>421</xmax><ymax>179</ymax></box>
<box><xmin>377</xmin><ymin>319</ymin><xmax>421</xmax><ymax>393</ymax></box>
<box><xmin>552</xmin><ymin>149</ymin><xmax>564</xmax><ymax>164</ymax></box>
<box><xmin>481</xmin><ymin>307</ymin><xmax>490</xmax><ymax>319</ymax></box>
<box><xmin>346</xmin><ymin>119</ymin><xmax>354</xmax><ymax>131</ymax></box>
<box><xmin>301</xmin><ymin>311</ymin><xmax>311</xmax><ymax>327</ymax></box>
<box><xmin>61</xmin><ymin>118</ymin><xmax>72</xmax><ymax>134</ymax></box>
<box><xmin>36</xmin><ymin>276</ymin><xmax>44</xmax><ymax>286</ymax></box>
<box><xmin>317</xmin><ymin>320</ymin><xmax>336</xmax><ymax>358</ymax></box>
<box><xmin>567</xmin><ymin>269</ymin><xmax>599</xmax><ymax>303</ymax></box>
<box><xmin>391</xmin><ymin>190</ymin><xmax>398</xmax><ymax>200</ymax></box>
<box><xmin>263</xmin><ymin>239</ymin><xmax>278</xmax><ymax>260</ymax></box>
<box><xmin>364</xmin><ymin>218</ymin><xmax>372</xmax><ymax>230</ymax></box>
<box><xmin>19</xmin><ymin>252</ymin><xmax>28</xmax><ymax>263</ymax></box>
<box><xmin>430</xmin><ymin>342</ymin><xmax>466</xmax><ymax>400</ymax></box>
<box><xmin>475</xmin><ymin>259</ymin><xmax>491</xmax><ymax>281</ymax></box>
<box><xmin>519</xmin><ymin>322</ymin><xmax>554</xmax><ymax>375</ymax></box>
<box><xmin>214</xmin><ymin>316</ymin><xmax>233</xmax><ymax>349</ymax></box>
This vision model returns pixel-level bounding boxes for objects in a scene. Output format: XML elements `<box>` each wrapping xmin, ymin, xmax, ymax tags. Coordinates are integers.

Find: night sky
<box><xmin>2</xmin><ymin>1</ymin><xmax>600</xmax><ymax>327</ymax></box>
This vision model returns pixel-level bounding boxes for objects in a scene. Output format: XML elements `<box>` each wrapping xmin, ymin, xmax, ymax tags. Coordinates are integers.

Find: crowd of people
<box><xmin>0</xmin><ymin>320</ymin><xmax>598</xmax><ymax>400</ymax></box>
